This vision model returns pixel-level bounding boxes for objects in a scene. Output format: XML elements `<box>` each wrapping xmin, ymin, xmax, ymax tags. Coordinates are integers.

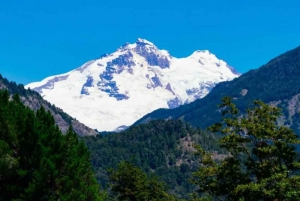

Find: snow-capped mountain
<box><xmin>26</xmin><ymin>38</ymin><xmax>240</xmax><ymax>131</ymax></box>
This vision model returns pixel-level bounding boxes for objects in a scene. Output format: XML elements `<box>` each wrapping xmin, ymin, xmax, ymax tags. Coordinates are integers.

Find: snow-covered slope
<box><xmin>26</xmin><ymin>38</ymin><xmax>240</xmax><ymax>131</ymax></box>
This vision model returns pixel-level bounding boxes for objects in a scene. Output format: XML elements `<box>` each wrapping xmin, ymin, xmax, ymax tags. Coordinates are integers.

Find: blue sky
<box><xmin>1</xmin><ymin>0</ymin><xmax>300</xmax><ymax>85</ymax></box>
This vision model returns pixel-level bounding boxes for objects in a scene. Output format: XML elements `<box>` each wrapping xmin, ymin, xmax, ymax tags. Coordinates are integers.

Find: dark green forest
<box><xmin>84</xmin><ymin>120</ymin><xmax>223</xmax><ymax>198</ymax></box>
<box><xmin>0</xmin><ymin>90</ymin><xmax>102</xmax><ymax>200</ymax></box>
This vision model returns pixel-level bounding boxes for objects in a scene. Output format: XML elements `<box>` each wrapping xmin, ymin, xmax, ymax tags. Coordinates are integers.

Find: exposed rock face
<box><xmin>287</xmin><ymin>94</ymin><xmax>300</xmax><ymax>118</ymax></box>
<box><xmin>32</xmin><ymin>75</ymin><xmax>69</xmax><ymax>93</ymax></box>
<box><xmin>150</xmin><ymin>74</ymin><xmax>163</xmax><ymax>88</ymax></box>
<box><xmin>240</xmin><ymin>89</ymin><xmax>248</xmax><ymax>96</ymax></box>
<box><xmin>165</xmin><ymin>83</ymin><xmax>175</xmax><ymax>95</ymax></box>
<box><xmin>135</xmin><ymin>39</ymin><xmax>170</xmax><ymax>69</ymax></box>
<box><xmin>167</xmin><ymin>97</ymin><xmax>182</xmax><ymax>109</ymax></box>
<box><xmin>95</xmin><ymin>52</ymin><xmax>135</xmax><ymax>100</ymax></box>
<box><xmin>81</xmin><ymin>76</ymin><xmax>94</xmax><ymax>95</ymax></box>
<box><xmin>186</xmin><ymin>82</ymin><xmax>216</xmax><ymax>101</ymax></box>
<box><xmin>110</xmin><ymin>52</ymin><xmax>135</xmax><ymax>69</ymax></box>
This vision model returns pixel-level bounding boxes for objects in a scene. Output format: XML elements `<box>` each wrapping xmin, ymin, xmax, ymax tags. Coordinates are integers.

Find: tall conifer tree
<box><xmin>0</xmin><ymin>90</ymin><xmax>102</xmax><ymax>201</ymax></box>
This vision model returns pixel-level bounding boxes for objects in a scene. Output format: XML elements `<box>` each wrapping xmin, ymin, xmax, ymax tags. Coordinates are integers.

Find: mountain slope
<box><xmin>135</xmin><ymin>45</ymin><xmax>300</xmax><ymax>132</ymax></box>
<box><xmin>84</xmin><ymin>119</ymin><xmax>223</xmax><ymax>198</ymax></box>
<box><xmin>0</xmin><ymin>74</ymin><xmax>97</xmax><ymax>136</ymax></box>
<box><xmin>26</xmin><ymin>38</ymin><xmax>239</xmax><ymax>131</ymax></box>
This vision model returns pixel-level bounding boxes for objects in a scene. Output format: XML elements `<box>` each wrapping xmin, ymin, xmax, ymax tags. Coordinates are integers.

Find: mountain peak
<box><xmin>26</xmin><ymin>39</ymin><xmax>239</xmax><ymax>131</ymax></box>
<box><xmin>117</xmin><ymin>38</ymin><xmax>156</xmax><ymax>52</ymax></box>
<box><xmin>190</xmin><ymin>50</ymin><xmax>212</xmax><ymax>57</ymax></box>
<box><xmin>188</xmin><ymin>50</ymin><xmax>219</xmax><ymax>62</ymax></box>
<box><xmin>136</xmin><ymin>38</ymin><xmax>155</xmax><ymax>46</ymax></box>
<box><xmin>194</xmin><ymin>50</ymin><xmax>211</xmax><ymax>54</ymax></box>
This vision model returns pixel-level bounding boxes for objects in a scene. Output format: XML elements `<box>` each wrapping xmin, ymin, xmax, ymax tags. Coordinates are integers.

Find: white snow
<box><xmin>26</xmin><ymin>38</ymin><xmax>240</xmax><ymax>131</ymax></box>
<box><xmin>137</xmin><ymin>38</ymin><xmax>155</xmax><ymax>46</ymax></box>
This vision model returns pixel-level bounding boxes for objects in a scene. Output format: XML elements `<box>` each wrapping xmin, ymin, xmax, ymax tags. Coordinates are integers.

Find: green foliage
<box><xmin>84</xmin><ymin>120</ymin><xmax>222</xmax><ymax>198</ymax></box>
<box><xmin>192</xmin><ymin>97</ymin><xmax>300</xmax><ymax>201</ymax></box>
<box><xmin>108</xmin><ymin>161</ymin><xmax>176</xmax><ymax>201</ymax></box>
<box><xmin>0</xmin><ymin>90</ymin><xmax>101</xmax><ymax>200</ymax></box>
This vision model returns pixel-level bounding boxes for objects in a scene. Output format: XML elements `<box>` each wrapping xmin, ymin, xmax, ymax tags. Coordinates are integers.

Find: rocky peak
<box><xmin>136</xmin><ymin>38</ymin><xmax>155</xmax><ymax>46</ymax></box>
<box><xmin>189</xmin><ymin>50</ymin><xmax>215</xmax><ymax>59</ymax></box>
<box><xmin>115</xmin><ymin>38</ymin><xmax>170</xmax><ymax>69</ymax></box>
<box><xmin>132</xmin><ymin>38</ymin><xmax>170</xmax><ymax>69</ymax></box>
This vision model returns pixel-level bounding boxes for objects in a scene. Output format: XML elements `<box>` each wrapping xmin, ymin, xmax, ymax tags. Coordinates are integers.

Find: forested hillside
<box><xmin>84</xmin><ymin>119</ymin><xmax>223</xmax><ymax>197</ymax></box>
<box><xmin>0</xmin><ymin>74</ymin><xmax>97</xmax><ymax>136</ymax></box>
<box><xmin>135</xmin><ymin>45</ymin><xmax>300</xmax><ymax>133</ymax></box>
<box><xmin>0</xmin><ymin>90</ymin><xmax>102</xmax><ymax>200</ymax></box>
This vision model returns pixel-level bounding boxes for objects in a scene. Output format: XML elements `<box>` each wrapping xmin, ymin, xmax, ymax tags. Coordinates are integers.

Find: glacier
<box><xmin>26</xmin><ymin>38</ymin><xmax>240</xmax><ymax>131</ymax></box>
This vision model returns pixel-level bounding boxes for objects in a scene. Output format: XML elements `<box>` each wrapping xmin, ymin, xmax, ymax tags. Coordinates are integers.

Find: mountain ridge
<box><xmin>134</xmin><ymin>45</ymin><xmax>300</xmax><ymax>132</ymax></box>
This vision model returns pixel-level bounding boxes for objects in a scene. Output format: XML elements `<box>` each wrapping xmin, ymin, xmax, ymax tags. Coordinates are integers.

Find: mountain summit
<box><xmin>26</xmin><ymin>38</ymin><xmax>239</xmax><ymax>131</ymax></box>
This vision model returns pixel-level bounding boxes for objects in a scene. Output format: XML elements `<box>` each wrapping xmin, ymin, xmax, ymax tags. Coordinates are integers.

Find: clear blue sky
<box><xmin>1</xmin><ymin>0</ymin><xmax>300</xmax><ymax>84</ymax></box>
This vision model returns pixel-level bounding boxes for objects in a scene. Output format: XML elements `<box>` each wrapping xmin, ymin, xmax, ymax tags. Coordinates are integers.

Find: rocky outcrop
<box><xmin>135</xmin><ymin>39</ymin><xmax>170</xmax><ymax>68</ymax></box>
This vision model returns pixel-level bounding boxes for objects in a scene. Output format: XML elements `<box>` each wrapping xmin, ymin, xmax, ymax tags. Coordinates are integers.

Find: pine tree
<box><xmin>108</xmin><ymin>161</ymin><xmax>176</xmax><ymax>201</ymax></box>
<box><xmin>0</xmin><ymin>90</ymin><xmax>102</xmax><ymax>200</ymax></box>
<box><xmin>56</xmin><ymin>127</ymin><xmax>101</xmax><ymax>201</ymax></box>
